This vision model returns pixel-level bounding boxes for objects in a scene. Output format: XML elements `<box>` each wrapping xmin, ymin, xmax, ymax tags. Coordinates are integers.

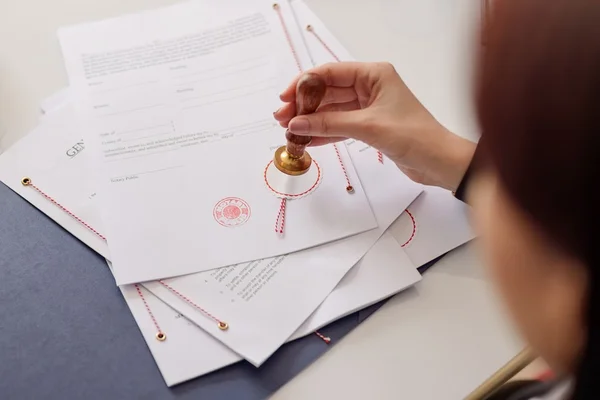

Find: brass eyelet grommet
<box><xmin>218</xmin><ymin>322</ymin><xmax>229</xmax><ymax>331</ymax></box>
<box><xmin>346</xmin><ymin>185</ymin><xmax>355</xmax><ymax>194</ymax></box>
<box><xmin>21</xmin><ymin>177</ymin><xmax>32</xmax><ymax>186</ymax></box>
<box><xmin>156</xmin><ymin>332</ymin><xmax>167</xmax><ymax>341</ymax></box>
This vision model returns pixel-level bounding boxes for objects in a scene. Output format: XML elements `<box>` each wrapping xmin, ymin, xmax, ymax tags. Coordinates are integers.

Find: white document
<box><xmin>0</xmin><ymin>108</ymin><xmax>108</xmax><ymax>258</ymax></box>
<box><xmin>58</xmin><ymin>0</ymin><xmax>378</xmax><ymax>284</ymax></box>
<box><xmin>389</xmin><ymin>186</ymin><xmax>475</xmax><ymax>267</ymax></box>
<box><xmin>142</xmin><ymin>140</ymin><xmax>422</xmax><ymax>366</ymax></box>
<box><xmin>9</xmin><ymin>98</ymin><xmax>422</xmax><ymax>382</ymax></box>
<box><xmin>290</xmin><ymin>233</ymin><xmax>421</xmax><ymax>339</ymax></box>
<box><xmin>120</xmin><ymin>232</ymin><xmax>420</xmax><ymax>386</ymax></box>
<box><xmin>8</xmin><ymin>88</ymin><xmax>420</xmax><ymax>368</ymax></box>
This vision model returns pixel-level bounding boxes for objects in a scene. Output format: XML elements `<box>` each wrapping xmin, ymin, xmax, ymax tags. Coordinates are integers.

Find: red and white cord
<box><xmin>158</xmin><ymin>280</ymin><xmax>229</xmax><ymax>331</ymax></box>
<box><xmin>315</xmin><ymin>331</ymin><xmax>332</xmax><ymax>344</ymax></box>
<box><xmin>135</xmin><ymin>284</ymin><xmax>167</xmax><ymax>341</ymax></box>
<box><xmin>275</xmin><ymin>198</ymin><xmax>287</xmax><ymax>234</ymax></box>
<box><xmin>400</xmin><ymin>210</ymin><xmax>417</xmax><ymax>248</ymax></box>
<box><xmin>275</xmin><ymin>6</ymin><xmax>356</xmax><ymax>193</ymax></box>
<box><xmin>20</xmin><ymin>177</ymin><xmax>227</xmax><ymax>338</ymax></box>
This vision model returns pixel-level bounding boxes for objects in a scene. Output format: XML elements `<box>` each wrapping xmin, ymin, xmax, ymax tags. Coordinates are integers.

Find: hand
<box><xmin>273</xmin><ymin>62</ymin><xmax>476</xmax><ymax>191</ymax></box>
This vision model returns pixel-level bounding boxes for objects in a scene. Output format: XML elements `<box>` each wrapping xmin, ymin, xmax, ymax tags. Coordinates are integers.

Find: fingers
<box><xmin>317</xmin><ymin>100</ymin><xmax>360</xmax><ymax>113</ymax></box>
<box><xmin>321</xmin><ymin>87</ymin><xmax>357</xmax><ymax>106</ymax></box>
<box><xmin>274</xmin><ymin>100</ymin><xmax>361</xmax><ymax>128</ymax></box>
<box><xmin>274</xmin><ymin>103</ymin><xmax>296</xmax><ymax>127</ymax></box>
<box><xmin>306</xmin><ymin>62</ymin><xmax>367</xmax><ymax>87</ymax></box>
<box><xmin>288</xmin><ymin>109</ymin><xmax>370</xmax><ymax>140</ymax></box>
<box><xmin>308</xmin><ymin>137</ymin><xmax>347</xmax><ymax>147</ymax></box>
<box><xmin>278</xmin><ymin>86</ymin><xmax>357</xmax><ymax>112</ymax></box>
<box><xmin>279</xmin><ymin>62</ymin><xmax>369</xmax><ymax>102</ymax></box>
<box><xmin>276</xmin><ymin>62</ymin><xmax>375</xmax><ymax>139</ymax></box>
<box><xmin>279</xmin><ymin>72</ymin><xmax>302</xmax><ymax>102</ymax></box>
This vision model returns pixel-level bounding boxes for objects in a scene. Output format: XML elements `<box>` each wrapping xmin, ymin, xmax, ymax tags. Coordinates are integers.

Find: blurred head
<box><xmin>470</xmin><ymin>0</ymin><xmax>600</xmax><ymax>396</ymax></box>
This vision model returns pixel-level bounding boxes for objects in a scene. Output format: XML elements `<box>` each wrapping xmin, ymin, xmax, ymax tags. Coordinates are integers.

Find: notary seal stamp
<box><xmin>263</xmin><ymin>159</ymin><xmax>322</xmax><ymax>200</ymax></box>
<box><xmin>213</xmin><ymin>197</ymin><xmax>251</xmax><ymax>227</ymax></box>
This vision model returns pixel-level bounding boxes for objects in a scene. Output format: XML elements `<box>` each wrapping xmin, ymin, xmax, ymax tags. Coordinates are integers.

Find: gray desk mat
<box><xmin>0</xmin><ymin>182</ymin><xmax>439</xmax><ymax>399</ymax></box>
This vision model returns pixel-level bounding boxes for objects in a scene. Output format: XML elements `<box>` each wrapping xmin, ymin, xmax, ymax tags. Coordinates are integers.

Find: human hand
<box><xmin>273</xmin><ymin>62</ymin><xmax>476</xmax><ymax>191</ymax></box>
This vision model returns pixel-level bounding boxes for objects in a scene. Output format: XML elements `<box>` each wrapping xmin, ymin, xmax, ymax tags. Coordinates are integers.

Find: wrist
<box><xmin>429</xmin><ymin>131</ymin><xmax>477</xmax><ymax>192</ymax></box>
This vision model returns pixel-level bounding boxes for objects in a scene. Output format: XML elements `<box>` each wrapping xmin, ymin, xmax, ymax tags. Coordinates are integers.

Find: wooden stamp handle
<box><xmin>285</xmin><ymin>72</ymin><xmax>327</xmax><ymax>157</ymax></box>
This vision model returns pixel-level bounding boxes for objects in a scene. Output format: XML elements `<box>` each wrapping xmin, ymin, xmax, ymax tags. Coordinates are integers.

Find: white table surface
<box><xmin>0</xmin><ymin>0</ymin><xmax>524</xmax><ymax>398</ymax></box>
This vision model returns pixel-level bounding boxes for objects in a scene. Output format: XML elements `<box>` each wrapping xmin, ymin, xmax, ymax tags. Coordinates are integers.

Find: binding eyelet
<box><xmin>218</xmin><ymin>322</ymin><xmax>229</xmax><ymax>331</ymax></box>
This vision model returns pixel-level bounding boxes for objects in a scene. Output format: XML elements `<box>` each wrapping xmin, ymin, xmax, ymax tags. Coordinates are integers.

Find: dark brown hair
<box><xmin>477</xmin><ymin>0</ymin><xmax>600</xmax><ymax>398</ymax></box>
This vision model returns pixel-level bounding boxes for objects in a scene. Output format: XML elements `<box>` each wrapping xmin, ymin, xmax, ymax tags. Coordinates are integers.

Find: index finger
<box><xmin>279</xmin><ymin>61</ymin><xmax>366</xmax><ymax>102</ymax></box>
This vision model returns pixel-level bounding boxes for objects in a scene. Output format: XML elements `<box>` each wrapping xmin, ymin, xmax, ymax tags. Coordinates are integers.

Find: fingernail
<box><xmin>289</xmin><ymin>118</ymin><xmax>310</xmax><ymax>134</ymax></box>
<box><xmin>273</xmin><ymin>107</ymin><xmax>281</xmax><ymax>116</ymax></box>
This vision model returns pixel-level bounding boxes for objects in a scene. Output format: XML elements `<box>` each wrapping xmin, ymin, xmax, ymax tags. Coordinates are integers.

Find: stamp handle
<box><xmin>285</xmin><ymin>73</ymin><xmax>327</xmax><ymax>157</ymax></box>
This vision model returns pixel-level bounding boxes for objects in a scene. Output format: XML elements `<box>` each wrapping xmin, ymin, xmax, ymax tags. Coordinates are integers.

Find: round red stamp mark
<box><xmin>213</xmin><ymin>197</ymin><xmax>251</xmax><ymax>227</ymax></box>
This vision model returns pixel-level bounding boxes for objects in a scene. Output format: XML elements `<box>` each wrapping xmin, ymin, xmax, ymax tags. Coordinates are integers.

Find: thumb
<box><xmin>288</xmin><ymin>110</ymin><xmax>370</xmax><ymax>141</ymax></box>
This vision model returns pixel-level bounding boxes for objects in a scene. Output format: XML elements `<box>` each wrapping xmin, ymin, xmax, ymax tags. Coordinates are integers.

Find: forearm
<box><xmin>426</xmin><ymin>130</ymin><xmax>477</xmax><ymax>193</ymax></box>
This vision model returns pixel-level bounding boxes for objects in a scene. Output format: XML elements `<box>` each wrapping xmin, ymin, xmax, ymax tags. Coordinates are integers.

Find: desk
<box><xmin>0</xmin><ymin>0</ymin><xmax>523</xmax><ymax>398</ymax></box>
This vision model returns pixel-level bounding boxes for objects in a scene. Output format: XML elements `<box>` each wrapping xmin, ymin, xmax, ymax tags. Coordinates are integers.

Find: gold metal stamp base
<box><xmin>273</xmin><ymin>146</ymin><xmax>312</xmax><ymax>176</ymax></box>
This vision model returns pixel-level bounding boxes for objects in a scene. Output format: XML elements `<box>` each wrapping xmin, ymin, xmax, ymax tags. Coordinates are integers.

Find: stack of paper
<box><xmin>0</xmin><ymin>0</ymin><xmax>475</xmax><ymax>387</ymax></box>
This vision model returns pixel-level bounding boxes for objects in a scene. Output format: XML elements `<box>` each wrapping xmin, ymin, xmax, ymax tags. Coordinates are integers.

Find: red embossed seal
<box><xmin>213</xmin><ymin>197</ymin><xmax>251</xmax><ymax>227</ymax></box>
